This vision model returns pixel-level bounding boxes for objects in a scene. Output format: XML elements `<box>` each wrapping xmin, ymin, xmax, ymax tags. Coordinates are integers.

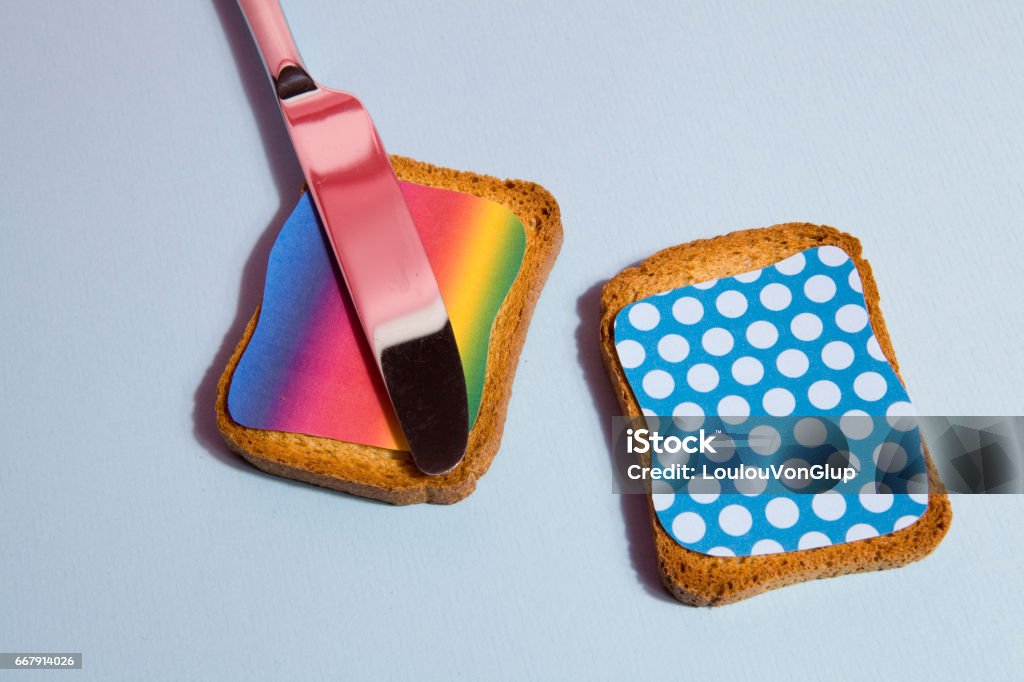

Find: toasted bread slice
<box><xmin>599</xmin><ymin>223</ymin><xmax>951</xmax><ymax>605</ymax></box>
<box><xmin>216</xmin><ymin>155</ymin><xmax>562</xmax><ymax>504</ymax></box>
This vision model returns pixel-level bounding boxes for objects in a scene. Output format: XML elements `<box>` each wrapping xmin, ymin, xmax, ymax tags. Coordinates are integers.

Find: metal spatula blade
<box><xmin>237</xmin><ymin>0</ymin><xmax>468</xmax><ymax>475</ymax></box>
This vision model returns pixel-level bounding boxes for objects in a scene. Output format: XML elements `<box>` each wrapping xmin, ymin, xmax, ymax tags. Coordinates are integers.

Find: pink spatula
<box><xmin>236</xmin><ymin>0</ymin><xmax>468</xmax><ymax>475</ymax></box>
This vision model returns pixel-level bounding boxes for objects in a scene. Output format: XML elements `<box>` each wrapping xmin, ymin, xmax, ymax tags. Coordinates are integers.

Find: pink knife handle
<box><xmin>237</xmin><ymin>0</ymin><xmax>306</xmax><ymax>79</ymax></box>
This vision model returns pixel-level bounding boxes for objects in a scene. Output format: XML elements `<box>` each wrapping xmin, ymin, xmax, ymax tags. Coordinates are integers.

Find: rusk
<box><xmin>217</xmin><ymin>155</ymin><xmax>562</xmax><ymax>504</ymax></box>
<box><xmin>599</xmin><ymin>223</ymin><xmax>952</xmax><ymax>605</ymax></box>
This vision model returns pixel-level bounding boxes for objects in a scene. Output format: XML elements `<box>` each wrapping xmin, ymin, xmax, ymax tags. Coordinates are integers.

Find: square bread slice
<box><xmin>599</xmin><ymin>223</ymin><xmax>952</xmax><ymax>605</ymax></box>
<box><xmin>216</xmin><ymin>155</ymin><xmax>562</xmax><ymax>504</ymax></box>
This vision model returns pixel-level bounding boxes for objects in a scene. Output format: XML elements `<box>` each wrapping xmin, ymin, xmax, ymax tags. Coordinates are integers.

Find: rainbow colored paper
<box><xmin>227</xmin><ymin>182</ymin><xmax>526</xmax><ymax>450</ymax></box>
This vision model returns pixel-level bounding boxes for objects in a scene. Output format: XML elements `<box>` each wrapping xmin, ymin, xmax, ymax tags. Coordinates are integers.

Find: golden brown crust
<box><xmin>599</xmin><ymin>223</ymin><xmax>952</xmax><ymax>605</ymax></box>
<box><xmin>216</xmin><ymin>155</ymin><xmax>562</xmax><ymax>504</ymax></box>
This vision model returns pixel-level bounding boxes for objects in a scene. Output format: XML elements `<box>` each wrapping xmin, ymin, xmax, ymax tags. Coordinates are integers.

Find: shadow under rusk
<box><xmin>191</xmin><ymin>0</ymin><xmax>304</xmax><ymax>475</ymax></box>
<box><xmin>575</xmin><ymin>281</ymin><xmax>677</xmax><ymax>604</ymax></box>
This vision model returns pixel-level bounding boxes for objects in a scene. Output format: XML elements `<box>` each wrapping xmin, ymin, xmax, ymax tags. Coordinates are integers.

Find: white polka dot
<box><xmin>642</xmin><ymin>370</ymin><xmax>674</xmax><ymax>399</ymax></box>
<box><xmin>751</xmin><ymin>539</ymin><xmax>785</xmax><ymax>555</ymax></box>
<box><xmin>873</xmin><ymin>442</ymin><xmax>908</xmax><ymax>473</ymax></box>
<box><xmin>765</xmin><ymin>497</ymin><xmax>799</xmax><ymax>529</ymax></box>
<box><xmin>693</xmin><ymin>279</ymin><xmax>717</xmax><ymax>290</ymax></box>
<box><xmin>791</xmin><ymin>312</ymin><xmax>824</xmax><ymax>341</ymax></box>
<box><xmin>703</xmin><ymin>433</ymin><xmax>736</xmax><ymax>464</ymax></box>
<box><xmin>716</xmin><ymin>290</ymin><xmax>748</xmax><ymax>318</ymax></box>
<box><xmin>804</xmin><ymin>275</ymin><xmax>837</xmax><ymax>303</ymax></box>
<box><xmin>749</xmin><ymin>425</ymin><xmax>782</xmax><ymax>455</ymax></box>
<box><xmin>854</xmin><ymin>372</ymin><xmax>887</xmax><ymax>401</ymax></box>
<box><xmin>781</xmin><ymin>458</ymin><xmax>813</xmax><ymax>490</ymax></box>
<box><xmin>829</xmin><ymin>450</ymin><xmax>859</xmax><ymax>475</ymax></box>
<box><xmin>760</xmin><ymin>283</ymin><xmax>792</xmax><ymax>311</ymax></box>
<box><xmin>775</xmin><ymin>252</ymin><xmax>806</xmax><ymax>276</ymax></box>
<box><xmin>812</xmin><ymin>491</ymin><xmax>847</xmax><ymax>521</ymax></box>
<box><xmin>734</xmin><ymin>269</ymin><xmax>762</xmax><ymax>284</ymax></box>
<box><xmin>746</xmin><ymin>321</ymin><xmax>779</xmax><ymax>349</ymax></box>
<box><xmin>817</xmin><ymin>245</ymin><xmax>850</xmax><ymax>267</ymax></box>
<box><xmin>732</xmin><ymin>356</ymin><xmax>765</xmax><ymax>386</ymax></box>
<box><xmin>651</xmin><ymin>480</ymin><xmax>674</xmax><ymax>496</ymax></box>
<box><xmin>821</xmin><ymin>341</ymin><xmax>854</xmax><ymax>370</ymax></box>
<box><xmin>652</xmin><ymin>492</ymin><xmax>675</xmax><ymax>511</ymax></box>
<box><xmin>846</xmin><ymin>523</ymin><xmax>879</xmax><ymax>542</ymax></box>
<box><xmin>717</xmin><ymin>395</ymin><xmax>750</xmax><ymax>425</ymax></box>
<box><xmin>909</xmin><ymin>476</ymin><xmax>929</xmax><ymax>505</ymax></box>
<box><xmin>866</xmin><ymin>336</ymin><xmax>886</xmax><ymax>361</ymax></box>
<box><xmin>836</xmin><ymin>304</ymin><xmax>868</xmax><ymax>333</ymax></box>
<box><xmin>798</xmin><ymin>532</ymin><xmax>832</xmax><ymax>550</ymax></box>
<box><xmin>886</xmin><ymin>401</ymin><xmax>917</xmax><ymax>431</ymax></box>
<box><xmin>859</xmin><ymin>486</ymin><xmax>894</xmax><ymax>513</ymax></box>
<box><xmin>848</xmin><ymin>269</ymin><xmax>864</xmax><ymax>293</ymax></box>
<box><xmin>736</xmin><ymin>475</ymin><xmax>768</xmax><ymax>496</ymax></box>
<box><xmin>707</xmin><ymin>546</ymin><xmax>735</xmax><ymax>557</ymax></box>
<box><xmin>628</xmin><ymin>302</ymin><xmax>660</xmax><ymax>330</ymax></box>
<box><xmin>672</xmin><ymin>297</ymin><xmax>703</xmax><ymax>325</ymax></box>
<box><xmin>894</xmin><ymin>515</ymin><xmax>919</xmax><ymax>531</ymax></box>
<box><xmin>840</xmin><ymin>410</ymin><xmax>873</xmax><ymax>440</ymax></box>
<box><xmin>686</xmin><ymin>364</ymin><xmax>719</xmax><ymax>393</ymax></box>
<box><xmin>719</xmin><ymin>505</ymin><xmax>753</xmax><ymax>536</ymax></box>
<box><xmin>702</xmin><ymin>328</ymin><xmax>734</xmax><ymax>356</ymax></box>
<box><xmin>616</xmin><ymin>340</ymin><xmax>645</xmax><ymax>369</ymax></box>
<box><xmin>776</xmin><ymin>349</ymin><xmax>809</xmax><ymax>378</ymax></box>
<box><xmin>794</xmin><ymin>418</ymin><xmax>828</xmax><ymax>447</ymax></box>
<box><xmin>672</xmin><ymin>402</ymin><xmax>705</xmax><ymax>430</ymax></box>
<box><xmin>700</xmin><ymin>435</ymin><xmax>728</xmax><ymax>467</ymax></box>
<box><xmin>808</xmin><ymin>380</ymin><xmax>842</xmax><ymax>410</ymax></box>
<box><xmin>657</xmin><ymin>334</ymin><xmax>689</xmax><ymax>363</ymax></box>
<box><xmin>763</xmin><ymin>388</ymin><xmax>796</xmax><ymax>417</ymax></box>
<box><xmin>641</xmin><ymin>409</ymin><xmax>659</xmax><ymax>430</ymax></box>
<box><xmin>688</xmin><ymin>476</ymin><xmax>720</xmax><ymax>504</ymax></box>
<box><xmin>658</xmin><ymin>445</ymin><xmax>690</xmax><ymax>469</ymax></box>
<box><xmin>672</xmin><ymin>512</ymin><xmax>706</xmax><ymax>543</ymax></box>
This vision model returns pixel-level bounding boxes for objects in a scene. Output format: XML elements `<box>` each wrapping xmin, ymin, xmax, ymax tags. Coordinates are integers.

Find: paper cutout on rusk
<box><xmin>614</xmin><ymin>246</ymin><xmax>928</xmax><ymax>557</ymax></box>
<box><xmin>228</xmin><ymin>182</ymin><xmax>526</xmax><ymax>451</ymax></box>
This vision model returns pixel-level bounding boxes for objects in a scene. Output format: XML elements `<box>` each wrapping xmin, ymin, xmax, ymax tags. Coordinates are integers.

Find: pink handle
<box><xmin>237</xmin><ymin>0</ymin><xmax>305</xmax><ymax>78</ymax></box>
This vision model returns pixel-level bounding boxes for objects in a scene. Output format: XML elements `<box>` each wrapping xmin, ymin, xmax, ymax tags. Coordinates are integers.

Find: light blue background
<box><xmin>1</xmin><ymin>1</ymin><xmax>1022</xmax><ymax>680</ymax></box>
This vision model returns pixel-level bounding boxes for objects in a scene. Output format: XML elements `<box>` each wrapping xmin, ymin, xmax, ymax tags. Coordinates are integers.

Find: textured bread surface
<box><xmin>599</xmin><ymin>223</ymin><xmax>952</xmax><ymax>605</ymax></box>
<box><xmin>216</xmin><ymin>155</ymin><xmax>562</xmax><ymax>504</ymax></box>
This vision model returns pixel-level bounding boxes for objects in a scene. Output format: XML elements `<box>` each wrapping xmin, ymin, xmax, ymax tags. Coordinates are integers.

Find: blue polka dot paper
<box><xmin>613</xmin><ymin>246</ymin><xmax>929</xmax><ymax>557</ymax></box>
